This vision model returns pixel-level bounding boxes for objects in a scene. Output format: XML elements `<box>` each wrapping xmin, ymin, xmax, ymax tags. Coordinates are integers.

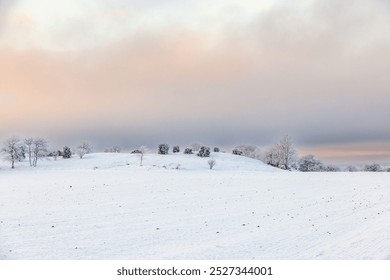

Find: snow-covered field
<box><xmin>1</xmin><ymin>153</ymin><xmax>389</xmax><ymax>259</ymax></box>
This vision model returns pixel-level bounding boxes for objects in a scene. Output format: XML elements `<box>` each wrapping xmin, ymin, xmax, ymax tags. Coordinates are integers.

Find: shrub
<box><xmin>158</xmin><ymin>144</ymin><xmax>169</xmax><ymax>154</ymax></box>
<box><xmin>232</xmin><ymin>148</ymin><xmax>243</xmax><ymax>156</ymax></box>
<box><xmin>131</xmin><ymin>150</ymin><xmax>142</xmax><ymax>154</ymax></box>
<box><xmin>173</xmin><ymin>146</ymin><xmax>180</xmax><ymax>153</ymax></box>
<box><xmin>63</xmin><ymin>146</ymin><xmax>72</xmax><ymax>159</ymax></box>
<box><xmin>298</xmin><ymin>155</ymin><xmax>323</xmax><ymax>172</ymax></box>
<box><xmin>345</xmin><ymin>165</ymin><xmax>359</xmax><ymax>172</ymax></box>
<box><xmin>48</xmin><ymin>150</ymin><xmax>60</xmax><ymax>161</ymax></box>
<box><xmin>213</xmin><ymin>147</ymin><xmax>220</xmax><ymax>152</ymax></box>
<box><xmin>197</xmin><ymin>146</ymin><xmax>210</xmax><ymax>157</ymax></box>
<box><xmin>364</xmin><ymin>163</ymin><xmax>383</xmax><ymax>172</ymax></box>
<box><xmin>184</xmin><ymin>148</ymin><xmax>193</xmax><ymax>154</ymax></box>
<box><xmin>208</xmin><ymin>159</ymin><xmax>216</xmax><ymax>169</ymax></box>
<box><xmin>105</xmin><ymin>146</ymin><xmax>121</xmax><ymax>153</ymax></box>
<box><xmin>322</xmin><ymin>164</ymin><xmax>340</xmax><ymax>172</ymax></box>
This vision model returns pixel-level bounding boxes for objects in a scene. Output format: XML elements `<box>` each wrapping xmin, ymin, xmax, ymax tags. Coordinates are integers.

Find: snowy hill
<box><xmin>0</xmin><ymin>152</ymin><xmax>280</xmax><ymax>172</ymax></box>
<box><xmin>0</xmin><ymin>153</ymin><xmax>389</xmax><ymax>259</ymax></box>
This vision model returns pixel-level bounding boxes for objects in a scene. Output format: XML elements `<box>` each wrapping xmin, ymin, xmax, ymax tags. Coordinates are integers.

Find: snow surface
<box><xmin>0</xmin><ymin>152</ymin><xmax>389</xmax><ymax>259</ymax></box>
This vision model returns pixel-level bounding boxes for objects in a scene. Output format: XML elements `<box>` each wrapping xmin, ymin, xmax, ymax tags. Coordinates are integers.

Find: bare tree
<box><xmin>1</xmin><ymin>137</ymin><xmax>24</xmax><ymax>169</ymax></box>
<box><xmin>263</xmin><ymin>135</ymin><xmax>297</xmax><ymax>170</ymax></box>
<box><xmin>208</xmin><ymin>159</ymin><xmax>216</xmax><ymax>169</ymax></box>
<box><xmin>139</xmin><ymin>146</ymin><xmax>148</xmax><ymax>166</ymax></box>
<box><xmin>274</xmin><ymin>135</ymin><xmax>298</xmax><ymax>170</ymax></box>
<box><xmin>76</xmin><ymin>141</ymin><xmax>93</xmax><ymax>159</ymax></box>
<box><xmin>24</xmin><ymin>137</ymin><xmax>34</xmax><ymax>166</ymax></box>
<box><xmin>111</xmin><ymin>145</ymin><xmax>120</xmax><ymax>153</ymax></box>
<box><xmin>32</xmin><ymin>138</ymin><xmax>48</xmax><ymax>167</ymax></box>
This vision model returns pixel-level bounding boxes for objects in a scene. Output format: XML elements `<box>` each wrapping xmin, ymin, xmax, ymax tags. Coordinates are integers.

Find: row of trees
<box><xmin>138</xmin><ymin>137</ymin><xmax>389</xmax><ymax>172</ymax></box>
<box><xmin>3</xmin><ymin>136</ymin><xmax>388</xmax><ymax>172</ymax></box>
<box><xmin>230</xmin><ymin>135</ymin><xmax>299</xmax><ymax>170</ymax></box>
<box><xmin>230</xmin><ymin>135</ymin><xmax>389</xmax><ymax>172</ymax></box>
<box><xmin>1</xmin><ymin>137</ymin><xmax>49</xmax><ymax>168</ymax></box>
<box><xmin>157</xmin><ymin>144</ymin><xmax>214</xmax><ymax>158</ymax></box>
<box><xmin>298</xmin><ymin>155</ymin><xmax>389</xmax><ymax>172</ymax></box>
<box><xmin>1</xmin><ymin>137</ymin><xmax>93</xmax><ymax>168</ymax></box>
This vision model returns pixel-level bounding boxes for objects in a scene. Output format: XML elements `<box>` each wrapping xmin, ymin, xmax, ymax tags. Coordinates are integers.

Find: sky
<box><xmin>1</xmin><ymin>0</ymin><xmax>390</xmax><ymax>164</ymax></box>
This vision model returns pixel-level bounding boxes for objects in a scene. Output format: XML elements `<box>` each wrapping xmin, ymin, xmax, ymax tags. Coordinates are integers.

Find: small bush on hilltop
<box><xmin>197</xmin><ymin>146</ymin><xmax>210</xmax><ymax>157</ymax></box>
<box><xmin>63</xmin><ymin>146</ymin><xmax>72</xmax><ymax>159</ymax></box>
<box><xmin>158</xmin><ymin>144</ymin><xmax>169</xmax><ymax>154</ymax></box>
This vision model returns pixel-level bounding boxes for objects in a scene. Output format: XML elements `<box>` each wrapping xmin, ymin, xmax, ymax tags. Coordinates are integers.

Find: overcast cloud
<box><xmin>0</xmin><ymin>0</ymin><xmax>390</xmax><ymax>163</ymax></box>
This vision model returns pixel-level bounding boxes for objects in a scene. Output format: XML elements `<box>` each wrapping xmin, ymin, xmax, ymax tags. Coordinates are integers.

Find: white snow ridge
<box><xmin>0</xmin><ymin>152</ymin><xmax>389</xmax><ymax>259</ymax></box>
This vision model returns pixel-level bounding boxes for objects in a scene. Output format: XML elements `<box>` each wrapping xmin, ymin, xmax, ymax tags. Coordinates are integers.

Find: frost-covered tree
<box><xmin>20</xmin><ymin>145</ymin><xmax>26</xmax><ymax>160</ymax></box>
<box><xmin>298</xmin><ymin>155</ymin><xmax>323</xmax><ymax>172</ymax></box>
<box><xmin>76</xmin><ymin>148</ymin><xmax>86</xmax><ymax>159</ymax></box>
<box><xmin>48</xmin><ymin>150</ymin><xmax>61</xmax><ymax>160</ymax></box>
<box><xmin>112</xmin><ymin>146</ymin><xmax>121</xmax><ymax>153</ymax></box>
<box><xmin>197</xmin><ymin>146</ymin><xmax>210</xmax><ymax>157</ymax></box>
<box><xmin>345</xmin><ymin>165</ymin><xmax>359</xmax><ymax>172</ymax></box>
<box><xmin>322</xmin><ymin>164</ymin><xmax>340</xmax><ymax>172</ymax></box>
<box><xmin>63</xmin><ymin>146</ymin><xmax>72</xmax><ymax>159</ymax></box>
<box><xmin>1</xmin><ymin>137</ymin><xmax>24</xmax><ymax>168</ymax></box>
<box><xmin>263</xmin><ymin>146</ymin><xmax>279</xmax><ymax>167</ymax></box>
<box><xmin>31</xmin><ymin>138</ymin><xmax>48</xmax><ymax>167</ymax></box>
<box><xmin>76</xmin><ymin>141</ymin><xmax>92</xmax><ymax>159</ymax></box>
<box><xmin>213</xmin><ymin>147</ymin><xmax>220</xmax><ymax>152</ymax></box>
<box><xmin>105</xmin><ymin>146</ymin><xmax>121</xmax><ymax>153</ymax></box>
<box><xmin>173</xmin><ymin>146</ymin><xmax>180</xmax><ymax>153</ymax></box>
<box><xmin>52</xmin><ymin>150</ymin><xmax>59</xmax><ymax>161</ymax></box>
<box><xmin>275</xmin><ymin>135</ymin><xmax>297</xmax><ymax>170</ymax></box>
<box><xmin>24</xmin><ymin>137</ymin><xmax>34</xmax><ymax>166</ymax></box>
<box><xmin>158</xmin><ymin>144</ymin><xmax>169</xmax><ymax>154</ymax></box>
<box><xmin>184</xmin><ymin>148</ymin><xmax>193</xmax><ymax>154</ymax></box>
<box><xmin>208</xmin><ymin>159</ymin><xmax>216</xmax><ymax>169</ymax></box>
<box><xmin>138</xmin><ymin>146</ymin><xmax>147</xmax><ymax>166</ymax></box>
<box><xmin>364</xmin><ymin>163</ymin><xmax>383</xmax><ymax>172</ymax></box>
